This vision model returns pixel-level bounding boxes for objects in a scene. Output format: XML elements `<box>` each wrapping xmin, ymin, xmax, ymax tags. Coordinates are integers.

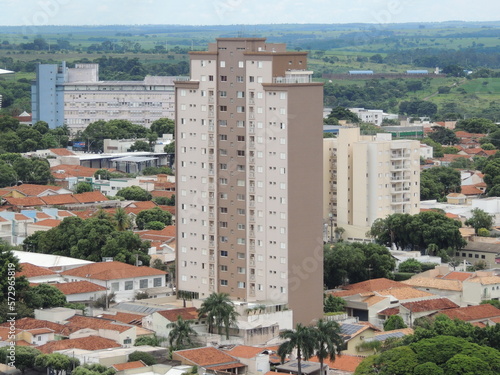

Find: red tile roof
<box><xmin>61</xmin><ymin>261</ymin><xmax>167</xmax><ymax>280</ymax></box>
<box><xmin>50</xmin><ymin>164</ymin><xmax>99</xmax><ymax>179</ymax></box>
<box><xmin>4</xmin><ymin>196</ymin><xmax>45</xmax><ymax>207</ymax></box>
<box><xmin>36</xmin><ymin>212</ymin><xmax>52</xmax><ymax>219</ymax></box>
<box><xmin>455</xmin><ymin>131</ymin><xmax>485</xmax><ymax>139</ymax></box>
<box><xmin>438</xmin><ymin>304</ymin><xmax>500</xmax><ymax>321</ymax></box>
<box><xmin>442</xmin><ymin>272</ymin><xmax>473</xmax><ymax>281</ymax></box>
<box><xmin>174</xmin><ymin>346</ymin><xmax>240</xmax><ymax>367</ymax></box>
<box><xmin>310</xmin><ymin>355</ymin><xmax>364</xmax><ymax>373</ymax></box>
<box><xmin>461</xmin><ymin>185</ymin><xmax>484</xmax><ymax>195</ymax></box>
<box><xmin>65</xmin><ymin>315</ymin><xmax>135</xmax><ymax>334</ymax></box>
<box><xmin>157</xmin><ymin>307</ymin><xmax>198</xmax><ymax>321</ymax></box>
<box><xmin>37</xmin><ymin>335</ymin><xmax>120</xmax><ymax>353</ymax></box>
<box><xmin>41</xmin><ymin>194</ymin><xmax>79</xmax><ymax>205</ymax></box>
<box><xmin>99</xmin><ymin>312</ymin><xmax>145</xmax><ymax>326</ymax></box>
<box><xmin>112</xmin><ymin>361</ymin><xmax>146</xmax><ymax>371</ymax></box>
<box><xmin>33</xmin><ymin>219</ymin><xmax>62</xmax><ymax>228</ymax></box>
<box><xmin>74</xmin><ymin>191</ymin><xmax>108</xmax><ymax>203</ymax></box>
<box><xmin>151</xmin><ymin>190</ymin><xmax>175</xmax><ymax>198</ymax></box>
<box><xmin>17</xmin><ymin>263</ymin><xmax>57</xmax><ymax>278</ymax></box>
<box><xmin>343</xmin><ymin>278</ymin><xmax>405</xmax><ymax>292</ymax></box>
<box><xmin>0</xmin><ymin>318</ymin><xmax>66</xmax><ymax>334</ymax></box>
<box><xmin>126</xmin><ymin>201</ymin><xmax>157</xmax><ymax>210</ymax></box>
<box><xmin>49</xmin><ymin>148</ymin><xmax>76</xmax><ymax>156</ymax></box>
<box><xmin>136</xmin><ymin>225</ymin><xmax>176</xmax><ymax>240</ymax></box>
<box><xmin>5</xmin><ymin>184</ymin><xmax>64</xmax><ymax>197</ymax></box>
<box><xmin>378</xmin><ymin>307</ymin><xmax>400</xmax><ymax>316</ymax></box>
<box><xmin>400</xmin><ymin>298</ymin><xmax>459</xmax><ymax>313</ymax></box>
<box><xmin>52</xmin><ymin>281</ymin><xmax>106</xmax><ymax>295</ymax></box>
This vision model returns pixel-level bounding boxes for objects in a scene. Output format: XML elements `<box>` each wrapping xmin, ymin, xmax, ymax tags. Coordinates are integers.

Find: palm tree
<box><xmin>167</xmin><ymin>315</ymin><xmax>197</xmax><ymax>350</ymax></box>
<box><xmin>312</xmin><ymin>319</ymin><xmax>343</xmax><ymax>375</ymax></box>
<box><xmin>277</xmin><ymin>324</ymin><xmax>316</xmax><ymax>375</ymax></box>
<box><xmin>197</xmin><ymin>292</ymin><xmax>239</xmax><ymax>339</ymax></box>
<box><xmin>114</xmin><ymin>207</ymin><xmax>131</xmax><ymax>231</ymax></box>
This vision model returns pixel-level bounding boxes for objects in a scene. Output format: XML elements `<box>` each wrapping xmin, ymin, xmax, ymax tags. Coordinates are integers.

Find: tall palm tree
<box><xmin>197</xmin><ymin>292</ymin><xmax>239</xmax><ymax>339</ymax></box>
<box><xmin>277</xmin><ymin>323</ymin><xmax>316</xmax><ymax>375</ymax></box>
<box><xmin>167</xmin><ymin>315</ymin><xmax>197</xmax><ymax>350</ymax></box>
<box><xmin>114</xmin><ymin>207</ymin><xmax>131</xmax><ymax>231</ymax></box>
<box><xmin>312</xmin><ymin>319</ymin><xmax>343</xmax><ymax>375</ymax></box>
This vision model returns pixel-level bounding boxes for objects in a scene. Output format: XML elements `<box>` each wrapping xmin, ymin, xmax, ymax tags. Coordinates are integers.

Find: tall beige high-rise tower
<box><xmin>323</xmin><ymin>128</ymin><xmax>420</xmax><ymax>242</ymax></box>
<box><xmin>175</xmin><ymin>38</ymin><xmax>324</xmax><ymax>325</ymax></box>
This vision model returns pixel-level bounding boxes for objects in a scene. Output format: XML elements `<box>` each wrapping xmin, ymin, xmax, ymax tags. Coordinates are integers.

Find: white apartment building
<box><xmin>349</xmin><ymin>108</ymin><xmax>399</xmax><ymax>126</ymax></box>
<box><xmin>175</xmin><ymin>38</ymin><xmax>324</xmax><ymax>325</ymax></box>
<box><xmin>32</xmin><ymin>62</ymin><xmax>184</xmax><ymax>132</ymax></box>
<box><xmin>323</xmin><ymin>128</ymin><xmax>420</xmax><ymax>241</ymax></box>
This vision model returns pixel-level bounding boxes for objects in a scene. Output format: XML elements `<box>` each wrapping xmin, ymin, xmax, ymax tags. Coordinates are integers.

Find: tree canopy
<box><xmin>197</xmin><ymin>292</ymin><xmax>239</xmax><ymax>339</ymax></box>
<box><xmin>465</xmin><ymin>208</ymin><xmax>494</xmax><ymax>234</ymax></box>
<box><xmin>115</xmin><ymin>186</ymin><xmax>152</xmax><ymax>201</ymax></box>
<box><xmin>136</xmin><ymin>207</ymin><xmax>172</xmax><ymax>230</ymax></box>
<box><xmin>368</xmin><ymin>211</ymin><xmax>466</xmax><ymax>252</ymax></box>
<box><xmin>420</xmin><ymin>166</ymin><xmax>461</xmax><ymax>201</ymax></box>
<box><xmin>324</xmin><ymin>242</ymin><xmax>395</xmax><ymax>288</ymax></box>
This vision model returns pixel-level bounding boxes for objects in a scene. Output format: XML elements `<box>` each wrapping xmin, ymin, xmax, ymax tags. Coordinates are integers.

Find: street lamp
<box><xmin>328</xmin><ymin>212</ymin><xmax>334</xmax><ymax>243</ymax></box>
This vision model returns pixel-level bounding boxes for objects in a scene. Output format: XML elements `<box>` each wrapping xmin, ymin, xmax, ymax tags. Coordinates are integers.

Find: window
<box><xmin>237</xmin><ymin>150</ymin><xmax>245</xmax><ymax>156</ymax></box>
<box><xmin>219</xmin><ymin>120</ymin><xmax>227</xmax><ymax>126</ymax></box>
<box><xmin>237</xmin><ymin>252</ymin><xmax>245</xmax><ymax>259</ymax></box>
<box><xmin>111</xmin><ymin>282</ymin><xmax>119</xmax><ymax>291</ymax></box>
<box><xmin>220</xmin><ymin>91</ymin><xmax>227</xmax><ymax>97</ymax></box>
<box><xmin>237</xmin><ymin>106</ymin><xmax>245</xmax><ymax>113</ymax></box>
<box><xmin>221</xmin><ymin>250</ymin><xmax>228</xmax><ymax>257</ymax></box>
<box><xmin>237</xmin><ymin>208</ymin><xmax>245</xmax><ymax>215</ymax></box>
<box><xmin>220</xmin><ymin>105</ymin><xmax>227</xmax><ymax>111</ymax></box>
<box><xmin>237</xmin><ymin>179</ymin><xmax>245</xmax><ymax>186</ymax></box>
<box><xmin>237</xmin><ymin>281</ymin><xmax>246</xmax><ymax>288</ymax></box>
<box><xmin>139</xmin><ymin>279</ymin><xmax>148</xmax><ymax>288</ymax></box>
<box><xmin>237</xmin><ymin>91</ymin><xmax>245</xmax><ymax>98</ymax></box>
<box><xmin>237</xmin><ymin>135</ymin><xmax>245</xmax><ymax>142</ymax></box>
<box><xmin>221</xmin><ymin>265</ymin><xmax>228</xmax><ymax>271</ymax></box>
<box><xmin>220</xmin><ymin>75</ymin><xmax>227</xmax><ymax>81</ymax></box>
<box><xmin>220</xmin><ymin>134</ymin><xmax>228</xmax><ymax>140</ymax></box>
<box><xmin>237</xmin><ymin>238</ymin><xmax>245</xmax><ymax>245</ymax></box>
<box><xmin>220</xmin><ymin>207</ymin><xmax>228</xmax><ymax>213</ymax></box>
<box><xmin>209</xmin><ymin>75</ymin><xmax>214</xmax><ymax>81</ymax></box>
<box><xmin>236</xmin><ymin>76</ymin><xmax>244</xmax><ymax>83</ymax></box>
<box><xmin>220</xmin><ymin>280</ymin><xmax>228</xmax><ymax>286</ymax></box>
<box><xmin>237</xmin><ymin>267</ymin><xmax>245</xmax><ymax>274</ymax></box>
<box><xmin>124</xmin><ymin>281</ymin><xmax>133</xmax><ymax>290</ymax></box>
<box><xmin>220</xmin><ymin>163</ymin><xmax>227</xmax><ymax>170</ymax></box>
<box><xmin>238</xmin><ymin>61</ymin><xmax>244</xmax><ymax>68</ymax></box>
<box><xmin>220</xmin><ymin>61</ymin><xmax>226</xmax><ymax>67</ymax></box>
<box><xmin>249</xmin><ymin>76</ymin><xmax>255</xmax><ymax>82</ymax></box>
<box><xmin>220</xmin><ymin>178</ymin><xmax>228</xmax><ymax>185</ymax></box>
<box><xmin>220</xmin><ymin>236</ymin><xmax>228</xmax><ymax>243</ymax></box>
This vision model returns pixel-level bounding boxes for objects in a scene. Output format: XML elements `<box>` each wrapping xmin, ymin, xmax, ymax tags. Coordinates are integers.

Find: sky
<box><xmin>2</xmin><ymin>0</ymin><xmax>500</xmax><ymax>27</ymax></box>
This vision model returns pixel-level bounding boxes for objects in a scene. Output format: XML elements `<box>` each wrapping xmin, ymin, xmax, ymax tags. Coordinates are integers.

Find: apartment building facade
<box><xmin>175</xmin><ymin>38</ymin><xmax>324</xmax><ymax>325</ymax></box>
<box><xmin>32</xmin><ymin>62</ymin><xmax>181</xmax><ymax>133</ymax></box>
<box><xmin>323</xmin><ymin>128</ymin><xmax>420</xmax><ymax>242</ymax></box>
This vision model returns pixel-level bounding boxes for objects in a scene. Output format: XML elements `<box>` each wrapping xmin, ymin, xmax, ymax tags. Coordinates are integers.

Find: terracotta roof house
<box><xmin>26</xmin><ymin>218</ymin><xmax>62</xmax><ymax>236</ymax></box>
<box><xmin>142</xmin><ymin>307</ymin><xmax>201</xmax><ymax>340</ymax></box>
<box><xmin>40</xmin><ymin>194</ymin><xmax>80</xmax><ymax>206</ymax></box>
<box><xmin>37</xmin><ymin>335</ymin><xmax>121</xmax><ymax>354</ymax></box>
<box><xmin>99</xmin><ymin>312</ymin><xmax>146</xmax><ymax>327</ymax></box>
<box><xmin>112</xmin><ymin>361</ymin><xmax>147</xmax><ymax>371</ymax></box>
<box><xmin>74</xmin><ymin>191</ymin><xmax>108</xmax><ymax>204</ymax></box>
<box><xmin>342</xmin><ymin>278</ymin><xmax>406</xmax><ymax>292</ymax></box>
<box><xmin>52</xmin><ymin>281</ymin><xmax>107</xmax><ymax>303</ymax></box>
<box><xmin>463</xmin><ymin>274</ymin><xmax>500</xmax><ymax>305</ymax></box>
<box><xmin>61</xmin><ymin>261</ymin><xmax>167</xmax><ymax>302</ymax></box>
<box><xmin>63</xmin><ymin>315</ymin><xmax>137</xmax><ymax>346</ymax></box>
<box><xmin>0</xmin><ymin>318</ymin><xmax>67</xmax><ymax>336</ymax></box>
<box><xmin>435</xmin><ymin>304</ymin><xmax>500</xmax><ymax>324</ymax></box>
<box><xmin>4</xmin><ymin>184</ymin><xmax>68</xmax><ymax>198</ymax></box>
<box><xmin>309</xmin><ymin>354</ymin><xmax>364</xmax><ymax>375</ymax></box>
<box><xmin>379</xmin><ymin>298</ymin><xmax>459</xmax><ymax>326</ymax></box>
<box><xmin>49</xmin><ymin>148</ymin><xmax>76</xmax><ymax>157</ymax></box>
<box><xmin>16</xmin><ymin>263</ymin><xmax>62</xmax><ymax>283</ymax></box>
<box><xmin>339</xmin><ymin>322</ymin><xmax>381</xmax><ymax>357</ymax></box>
<box><xmin>173</xmin><ymin>347</ymin><xmax>245</xmax><ymax>373</ymax></box>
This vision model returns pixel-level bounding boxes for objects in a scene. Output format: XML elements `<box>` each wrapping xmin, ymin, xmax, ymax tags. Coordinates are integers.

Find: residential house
<box><xmin>173</xmin><ymin>346</ymin><xmax>246</xmax><ymax>374</ymax></box>
<box><xmin>309</xmin><ymin>354</ymin><xmax>364</xmax><ymax>375</ymax></box>
<box><xmin>2</xmin><ymin>183</ymin><xmax>71</xmax><ymax>198</ymax></box>
<box><xmin>433</xmin><ymin>304</ymin><xmax>500</xmax><ymax>325</ymax></box>
<box><xmin>64</xmin><ymin>315</ymin><xmax>138</xmax><ymax>346</ymax></box>
<box><xmin>339</xmin><ymin>322</ymin><xmax>380</xmax><ymax>357</ymax></box>
<box><xmin>112</xmin><ymin>361</ymin><xmax>147</xmax><ymax>372</ymax></box>
<box><xmin>223</xmin><ymin>346</ymin><xmax>271</xmax><ymax>375</ymax></box>
<box><xmin>16</xmin><ymin>263</ymin><xmax>63</xmax><ymax>284</ymax></box>
<box><xmin>401</xmin><ymin>277</ymin><xmax>463</xmax><ymax>306</ymax></box>
<box><xmin>142</xmin><ymin>307</ymin><xmax>202</xmax><ymax>340</ymax></box>
<box><xmin>99</xmin><ymin>312</ymin><xmax>146</xmax><ymax>327</ymax></box>
<box><xmin>460</xmin><ymin>185</ymin><xmax>484</xmax><ymax>201</ymax></box>
<box><xmin>462</xmin><ymin>274</ymin><xmax>500</xmax><ymax>305</ymax></box>
<box><xmin>61</xmin><ymin>261</ymin><xmax>167</xmax><ymax>302</ymax></box>
<box><xmin>0</xmin><ymin>217</ymin><xmax>12</xmax><ymax>243</ymax></box>
<box><xmin>0</xmin><ymin>326</ymin><xmax>55</xmax><ymax>347</ymax></box>
<box><xmin>455</xmin><ymin>131</ymin><xmax>485</xmax><ymax>149</ymax></box>
<box><xmin>0</xmin><ymin>318</ymin><xmax>67</xmax><ymax>338</ymax></box>
<box><xmin>0</xmin><ymin>211</ymin><xmax>34</xmax><ymax>245</ymax></box>
<box><xmin>446</xmin><ymin>193</ymin><xmax>467</xmax><ymax>205</ymax></box>
<box><xmin>50</xmin><ymin>164</ymin><xmax>101</xmax><ymax>190</ymax></box>
<box><xmin>26</xmin><ymin>218</ymin><xmax>62</xmax><ymax>235</ymax></box>
<box><xmin>52</xmin><ymin>281</ymin><xmax>107</xmax><ymax>303</ymax></box>
<box><xmin>37</xmin><ymin>335</ymin><xmax>121</xmax><ymax>353</ymax></box>
<box><xmin>378</xmin><ymin>298</ymin><xmax>459</xmax><ymax>326</ymax></box>
<box><xmin>461</xmin><ymin>170</ymin><xmax>485</xmax><ymax>186</ymax></box>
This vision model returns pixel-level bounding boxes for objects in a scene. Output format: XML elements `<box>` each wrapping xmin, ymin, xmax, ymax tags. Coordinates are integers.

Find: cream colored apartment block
<box><xmin>175</xmin><ymin>38</ymin><xmax>324</xmax><ymax>325</ymax></box>
<box><xmin>324</xmin><ymin>127</ymin><xmax>420</xmax><ymax>241</ymax></box>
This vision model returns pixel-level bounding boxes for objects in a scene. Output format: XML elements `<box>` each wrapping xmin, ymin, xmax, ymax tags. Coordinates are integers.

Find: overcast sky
<box><xmin>2</xmin><ymin>0</ymin><xmax>500</xmax><ymax>26</ymax></box>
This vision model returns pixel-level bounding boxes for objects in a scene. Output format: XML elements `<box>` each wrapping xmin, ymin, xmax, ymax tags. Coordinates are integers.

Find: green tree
<box><xmin>312</xmin><ymin>319</ymin><xmax>343</xmax><ymax>375</ymax></box>
<box><xmin>0</xmin><ymin>241</ymin><xmax>30</xmax><ymax>306</ymax></box>
<box><xmin>144</xmin><ymin>221</ymin><xmax>165</xmax><ymax>230</ymax></box>
<box><xmin>134</xmin><ymin>335</ymin><xmax>164</xmax><ymax>347</ymax></box>
<box><xmin>465</xmin><ymin>208</ymin><xmax>494</xmax><ymax>234</ymax></box>
<box><xmin>25</xmin><ymin>283</ymin><xmax>67</xmax><ymax>309</ymax></box>
<box><xmin>128</xmin><ymin>351</ymin><xmax>157</xmax><ymax>366</ymax></box>
<box><xmin>72</xmin><ymin>364</ymin><xmax>116</xmax><ymax>375</ymax></box>
<box><xmin>324</xmin><ymin>294</ymin><xmax>346</xmax><ymax>313</ymax></box>
<box><xmin>373</xmin><ymin>346</ymin><xmax>418</xmax><ymax>375</ymax></box>
<box><xmin>398</xmin><ymin>259</ymin><xmax>423</xmax><ymax>273</ymax></box>
<box><xmin>444</xmin><ymin>354</ymin><xmax>493</xmax><ymax>375</ymax></box>
<box><xmin>421</xmin><ymin>166</ymin><xmax>461</xmax><ymax>200</ymax></box>
<box><xmin>116</xmin><ymin>186</ymin><xmax>152</xmax><ymax>201</ymax></box>
<box><xmin>35</xmin><ymin>353</ymin><xmax>80</xmax><ymax>375</ymax></box>
<box><xmin>164</xmin><ymin>141</ymin><xmax>175</xmax><ymax>154</ymax></box>
<box><xmin>0</xmin><ymin>162</ymin><xmax>18</xmax><ymax>187</ymax></box>
<box><xmin>136</xmin><ymin>207</ymin><xmax>172</xmax><ymax>230</ymax></box>
<box><xmin>278</xmin><ymin>324</ymin><xmax>316</xmax><ymax>375</ymax></box>
<box><xmin>481</xmin><ymin>300</ymin><xmax>500</xmax><ymax>309</ymax></box>
<box><xmin>324</xmin><ymin>106</ymin><xmax>360</xmax><ymax>125</ymax></box>
<box><xmin>94</xmin><ymin>169</ymin><xmax>112</xmax><ymax>180</ymax></box>
<box><xmin>167</xmin><ymin>316</ymin><xmax>198</xmax><ymax>349</ymax></box>
<box><xmin>93</xmin><ymin>292</ymin><xmax>115</xmax><ymax>310</ymax></box>
<box><xmin>198</xmin><ymin>292</ymin><xmax>239</xmax><ymax>339</ymax></box>
<box><xmin>383</xmin><ymin>315</ymin><xmax>407</xmax><ymax>331</ymax></box>
<box><xmin>74</xmin><ymin>181</ymin><xmax>93</xmax><ymax>193</ymax></box>
<box><xmin>129</xmin><ymin>140</ymin><xmax>151</xmax><ymax>152</ymax></box>
<box><xmin>113</xmin><ymin>207</ymin><xmax>131</xmax><ymax>231</ymax></box>
<box><xmin>456</xmin><ymin>118</ymin><xmax>497</xmax><ymax>134</ymax></box>
<box><xmin>428</xmin><ymin>126</ymin><xmax>459</xmax><ymax>145</ymax></box>
<box><xmin>413</xmin><ymin>362</ymin><xmax>444</xmax><ymax>375</ymax></box>
<box><xmin>0</xmin><ymin>346</ymin><xmax>41</xmax><ymax>373</ymax></box>
<box><xmin>13</xmin><ymin>157</ymin><xmax>53</xmax><ymax>185</ymax></box>
<box><xmin>150</xmin><ymin>118</ymin><xmax>175</xmax><ymax>137</ymax></box>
